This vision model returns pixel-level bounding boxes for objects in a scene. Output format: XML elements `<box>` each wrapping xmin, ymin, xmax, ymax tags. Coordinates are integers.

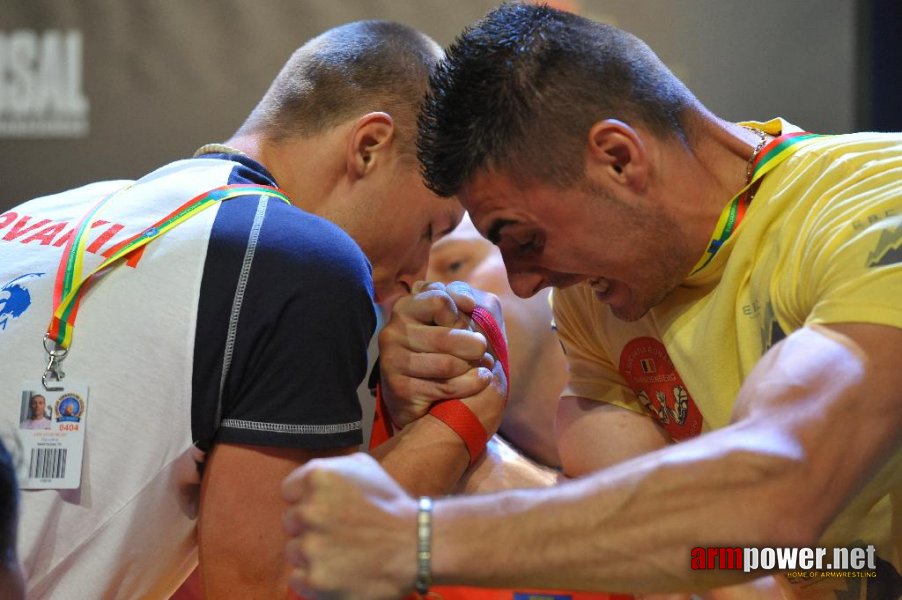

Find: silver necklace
<box><xmin>742</xmin><ymin>126</ymin><xmax>768</xmax><ymax>184</ymax></box>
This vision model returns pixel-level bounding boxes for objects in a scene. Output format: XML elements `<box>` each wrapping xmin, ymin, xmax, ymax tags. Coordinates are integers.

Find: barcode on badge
<box><xmin>29</xmin><ymin>447</ymin><xmax>68</xmax><ymax>479</ymax></box>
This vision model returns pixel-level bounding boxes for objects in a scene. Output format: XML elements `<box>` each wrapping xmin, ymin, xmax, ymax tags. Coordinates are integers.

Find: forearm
<box><xmin>372</xmin><ymin>415</ymin><xmax>471</xmax><ymax>496</ymax></box>
<box><xmin>430</xmin><ymin>424</ymin><xmax>819</xmax><ymax>593</ymax></box>
<box><xmin>282</xmin><ymin>436</ymin><xmax>797</xmax><ymax>599</ymax></box>
<box><xmin>424</xmin><ymin>324</ymin><xmax>902</xmax><ymax>593</ymax></box>
<box><xmin>282</xmin><ymin>325</ymin><xmax>902</xmax><ymax>599</ymax></box>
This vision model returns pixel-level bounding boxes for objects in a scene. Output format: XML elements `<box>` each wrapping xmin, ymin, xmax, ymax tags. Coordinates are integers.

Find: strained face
<box><xmin>461</xmin><ymin>170</ymin><xmax>694</xmax><ymax>322</ymax></box>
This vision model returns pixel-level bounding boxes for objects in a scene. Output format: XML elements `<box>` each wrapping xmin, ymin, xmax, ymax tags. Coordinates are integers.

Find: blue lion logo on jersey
<box><xmin>0</xmin><ymin>272</ymin><xmax>44</xmax><ymax>331</ymax></box>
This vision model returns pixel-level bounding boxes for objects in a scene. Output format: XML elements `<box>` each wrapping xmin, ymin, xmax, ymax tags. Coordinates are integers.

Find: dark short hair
<box><xmin>240</xmin><ymin>20</ymin><xmax>440</xmax><ymax>159</ymax></box>
<box><xmin>418</xmin><ymin>2</ymin><xmax>697</xmax><ymax>197</ymax></box>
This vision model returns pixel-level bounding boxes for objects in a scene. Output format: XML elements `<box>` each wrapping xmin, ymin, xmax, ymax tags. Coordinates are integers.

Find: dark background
<box><xmin>2</xmin><ymin>0</ymin><xmax>898</xmax><ymax>213</ymax></box>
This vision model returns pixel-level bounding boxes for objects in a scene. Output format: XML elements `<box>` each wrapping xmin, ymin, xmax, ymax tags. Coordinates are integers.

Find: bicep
<box><xmin>556</xmin><ymin>395</ymin><xmax>670</xmax><ymax>477</ymax></box>
<box><xmin>727</xmin><ymin>322</ymin><xmax>902</xmax><ymax>535</ymax></box>
<box><xmin>733</xmin><ymin>321</ymin><xmax>902</xmax><ymax>455</ymax></box>
<box><xmin>198</xmin><ymin>442</ymin><xmax>356</xmax><ymax>597</ymax></box>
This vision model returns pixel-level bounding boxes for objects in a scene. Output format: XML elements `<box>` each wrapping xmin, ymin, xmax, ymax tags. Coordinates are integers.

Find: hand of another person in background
<box><xmin>379</xmin><ymin>280</ymin><xmax>505</xmax><ymax>427</ymax></box>
<box><xmin>282</xmin><ymin>453</ymin><xmax>417</xmax><ymax>600</ymax></box>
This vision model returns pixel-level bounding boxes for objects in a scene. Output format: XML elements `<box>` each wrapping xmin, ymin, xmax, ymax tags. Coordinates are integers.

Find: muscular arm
<box><xmin>556</xmin><ymin>397</ymin><xmax>670</xmax><ymax>476</ymax></box>
<box><xmin>199</xmin><ymin>443</ymin><xmax>355</xmax><ymax>597</ymax></box>
<box><xmin>282</xmin><ymin>322</ymin><xmax>902</xmax><ymax>597</ymax></box>
<box><xmin>556</xmin><ymin>397</ymin><xmax>790</xmax><ymax>599</ymax></box>
<box><xmin>428</xmin><ymin>323</ymin><xmax>902</xmax><ymax>592</ymax></box>
<box><xmin>454</xmin><ymin>399</ymin><xmax>668</xmax><ymax>499</ymax></box>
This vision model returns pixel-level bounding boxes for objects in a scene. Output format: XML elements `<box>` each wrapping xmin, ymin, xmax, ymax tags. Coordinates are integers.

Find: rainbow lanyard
<box><xmin>690</xmin><ymin>132</ymin><xmax>824</xmax><ymax>275</ymax></box>
<box><xmin>42</xmin><ymin>183</ymin><xmax>291</xmax><ymax>385</ymax></box>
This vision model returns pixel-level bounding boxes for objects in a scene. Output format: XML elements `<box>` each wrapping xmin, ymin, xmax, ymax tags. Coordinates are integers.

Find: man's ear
<box><xmin>346</xmin><ymin>112</ymin><xmax>395</xmax><ymax>179</ymax></box>
<box><xmin>585</xmin><ymin>119</ymin><xmax>649</xmax><ymax>193</ymax></box>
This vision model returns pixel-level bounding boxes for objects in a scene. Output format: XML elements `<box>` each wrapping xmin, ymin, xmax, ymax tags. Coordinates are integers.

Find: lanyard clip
<box><xmin>42</xmin><ymin>334</ymin><xmax>68</xmax><ymax>391</ymax></box>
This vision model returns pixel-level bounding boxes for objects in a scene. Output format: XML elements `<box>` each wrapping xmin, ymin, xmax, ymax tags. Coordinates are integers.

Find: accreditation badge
<box><xmin>17</xmin><ymin>381</ymin><xmax>89</xmax><ymax>490</ymax></box>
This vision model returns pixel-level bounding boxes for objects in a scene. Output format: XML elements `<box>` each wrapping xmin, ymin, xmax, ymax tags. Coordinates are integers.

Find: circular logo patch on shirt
<box><xmin>618</xmin><ymin>337</ymin><xmax>702</xmax><ymax>441</ymax></box>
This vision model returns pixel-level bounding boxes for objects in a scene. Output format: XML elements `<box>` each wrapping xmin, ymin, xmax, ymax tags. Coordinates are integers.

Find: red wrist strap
<box><xmin>470</xmin><ymin>305</ymin><xmax>509</xmax><ymax>393</ymax></box>
<box><xmin>428</xmin><ymin>399</ymin><xmax>488</xmax><ymax>466</ymax></box>
<box><xmin>369</xmin><ymin>305</ymin><xmax>510</xmax><ymax>467</ymax></box>
<box><xmin>369</xmin><ymin>383</ymin><xmax>394</xmax><ymax>451</ymax></box>
<box><xmin>426</xmin><ymin>306</ymin><xmax>510</xmax><ymax>466</ymax></box>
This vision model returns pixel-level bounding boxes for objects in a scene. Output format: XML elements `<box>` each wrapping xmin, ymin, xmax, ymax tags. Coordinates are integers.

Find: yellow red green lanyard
<box><xmin>690</xmin><ymin>132</ymin><xmax>824</xmax><ymax>275</ymax></box>
<box><xmin>45</xmin><ymin>183</ymin><xmax>290</xmax><ymax>354</ymax></box>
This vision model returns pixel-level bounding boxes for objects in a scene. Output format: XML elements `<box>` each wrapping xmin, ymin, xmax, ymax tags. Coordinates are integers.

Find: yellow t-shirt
<box><xmin>553</xmin><ymin>119</ymin><xmax>902</xmax><ymax>593</ymax></box>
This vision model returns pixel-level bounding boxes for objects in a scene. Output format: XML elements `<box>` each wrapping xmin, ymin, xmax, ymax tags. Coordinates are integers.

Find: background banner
<box><xmin>0</xmin><ymin>0</ymin><xmax>866</xmax><ymax>211</ymax></box>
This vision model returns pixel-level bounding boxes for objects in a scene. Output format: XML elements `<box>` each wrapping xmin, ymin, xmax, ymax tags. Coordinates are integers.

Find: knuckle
<box><xmin>443</xmin><ymin>330</ymin><xmax>485</xmax><ymax>359</ymax></box>
<box><xmin>434</xmin><ymin>354</ymin><xmax>464</xmax><ymax>378</ymax></box>
<box><xmin>426</xmin><ymin>291</ymin><xmax>455</xmax><ymax>313</ymax></box>
<box><xmin>434</xmin><ymin>379</ymin><xmax>462</xmax><ymax>399</ymax></box>
<box><xmin>447</xmin><ymin>280</ymin><xmax>473</xmax><ymax>295</ymax></box>
<box><xmin>410</xmin><ymin>378</ymin><xmax>444</xmax><ymax>404</ymax></box>
<box><xmin>415</xmin><ymin>289</ymin><xmax>456</xmax><ymax>317</ymax></box>
<box><xmin>284</xmin><ymin>503</ymin><xmax>305</xmax><ymax>528</ymax></box>
<box><xmin>295</xmin><ymin>502</ymin><xmax>318</xmax><ymax>526</ymax></box>
<box><xmin>307</xmin><ymin>568</ymin><xmax>333</xmax><ymax>594</ymax></box>
<box><xmin>377</xmin><ymin>325</ymin><xmax>394</xmax><ymax>346</ymax></box>
<box><xmin>420</xmin><ymin>281</ymin><xmax>446</xmax><ymax>292</ymax></box>
<box><xmin>389</xmin><ymin>292</ymin><xmax>414</xmax><ymax>314</ymax></box>
<box><xmin>285</xmin><ymin>538</ymin><xmax>307</xmax><ymax>566</ymax></box>
<box><xmin>378</xmin><ymin>324</ymin><xmax>409</xmax><ymax>354</ymax></box>
<box><xmin>483</xmin><ymin>291</ymin><xmax>502</xmax><ymax>312</ymax></box>
<box><xmin>405</xmin><ymin>378</ymin><xmax>429</xmax><ymax>401</ymax></box>
<box><xmin>305</xmin><ymin>466</ymin><xmax>335</xmax><ymax>492</ymax></box>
